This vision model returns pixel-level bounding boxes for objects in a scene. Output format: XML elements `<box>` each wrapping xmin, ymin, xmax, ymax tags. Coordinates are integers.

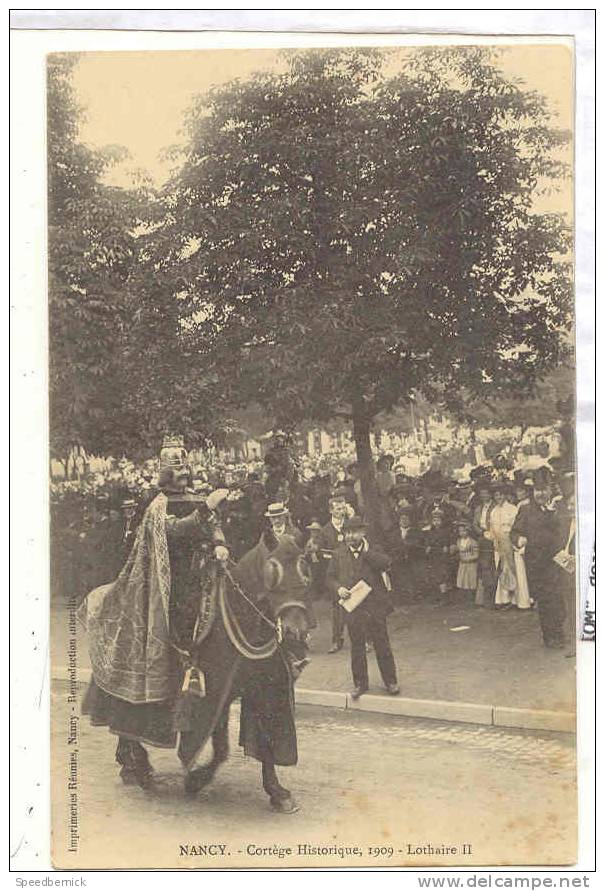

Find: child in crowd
<box><xmin>453</xmin><ymin>519</ymin><xmax>479</xmax><ymax>595</ymax></box>
<box><xmin>424</xmin><ymin>508</ymin><xmax>452</xmax><ymax>600</ymax></box>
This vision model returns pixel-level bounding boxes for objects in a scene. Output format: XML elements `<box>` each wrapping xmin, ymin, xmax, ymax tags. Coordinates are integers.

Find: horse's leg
<box><xmin>115</xmin><ymin>737</ymin><xmax>154</xmax><ymax>788</ymax></box>
<box><xmin>261</xmin><ymin>754</ymin><xmax>299</xmax><ymax>813</ymax></box>
<box><xmin>184</xmin><ymin>705</ymin><xmax>230</xmax><ymax>796</ymax></box>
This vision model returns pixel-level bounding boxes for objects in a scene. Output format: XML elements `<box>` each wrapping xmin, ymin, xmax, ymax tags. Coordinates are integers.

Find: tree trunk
<box><xmin>352</xmin><ymin>406</ymin><xmax>381</xmax><ymax>544</ymax></box>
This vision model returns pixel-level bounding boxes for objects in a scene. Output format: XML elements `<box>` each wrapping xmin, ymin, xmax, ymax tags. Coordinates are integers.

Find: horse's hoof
<box><xmin>119</xmin><ymin>767</ymin><xmax>139</xmax><ymax>786</ymax></box>
<box><xmin>120</xmin><ymin>765</ymin><xmax>154</xmax><ymax>789</ymax></box>
<box><xmin>270</xmin><ymin>794</ymin><xmax>299</xmax><ymax>814</ymax></box>
<box><xmin>184</xmin><ymin>766</ymin><xmax>214</xmax><ymax>796</ymax></box>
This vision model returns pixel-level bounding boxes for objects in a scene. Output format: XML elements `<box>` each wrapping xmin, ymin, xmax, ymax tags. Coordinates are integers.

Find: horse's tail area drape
<box><xmin>78</xmin><ymin>493</ymin><xmax>178</xmax><ymax>703</ymax></box>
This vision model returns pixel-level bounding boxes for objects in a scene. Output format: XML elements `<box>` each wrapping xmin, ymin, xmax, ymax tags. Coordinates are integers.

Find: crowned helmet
<box><xmin>159</xmin><ymin>433</ymin><xmax>188</xmax><ymax>470</ymax></box>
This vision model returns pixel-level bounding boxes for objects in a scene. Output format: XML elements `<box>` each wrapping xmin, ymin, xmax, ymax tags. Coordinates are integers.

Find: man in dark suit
<box><xmin>511</xmin><ymin>483</ymin><xmax>566</xmax><ymax>647</ymax></box>
<box><xmin>317</xmin><ymin>492</ymin><xmax>349</xmax><ymax>653</ymax></box>
<box><xmin>326</xmin><ymin>516</ymin><xmax>399</xmax><ymax>699</ymax></box>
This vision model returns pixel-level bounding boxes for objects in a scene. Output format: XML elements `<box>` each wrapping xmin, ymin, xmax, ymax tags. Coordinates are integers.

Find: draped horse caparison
<box><xmin>79</xmin><ymin>491</ymin><xmax>312</xmax><ymax>814</ymax></box>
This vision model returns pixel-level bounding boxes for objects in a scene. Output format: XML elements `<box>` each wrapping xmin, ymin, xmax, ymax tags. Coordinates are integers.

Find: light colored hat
<box><xmin>265</xmin><ymin>502</ymin><xmax>289</xmax><ymax>519</ymax></box>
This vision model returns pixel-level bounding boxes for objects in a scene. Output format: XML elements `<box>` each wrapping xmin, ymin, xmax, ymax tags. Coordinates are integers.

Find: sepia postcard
<box><xmin>10</xmin><ymin>23</ymin><xmax>593</xmax><ymax>871</ymax></box>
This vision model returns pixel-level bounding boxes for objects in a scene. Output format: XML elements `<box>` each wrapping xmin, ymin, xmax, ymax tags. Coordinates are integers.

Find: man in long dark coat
<box><xmin>511</xmin><ymin>483</ymin><xmax>566</xmax><ymax>648</ymax></box>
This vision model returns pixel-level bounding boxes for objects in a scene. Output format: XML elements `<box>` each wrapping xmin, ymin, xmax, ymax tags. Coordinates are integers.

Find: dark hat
<box><xmin>474</xmin><ymin>478</ymin><xmax>493</xmax><ymax>494</ymax></box>
<box><xmin>306</xmin><ymin>520</ymin><xmax>323</xmax><ymax>532</ymax></box>
<box><xmin>398</xmin><ymin>505</ymin><xmax>414</xmax><ymax>517</ymax></box>
<box><xmin>470</xmin><ymin>464</ymin><xmax>493</xmax><ymax>481</ymax></box>
<box><xmin>533</xmin><ymin>465</ymin><xmax>554</xmax><ymax>485</ymax></box>
<box><xmin>558</xmin><ymin>473</ymin><xmax>575</xmax><ymax>498</ymax></box>
<box><xmin>490</xmin><ymin>480</ymin><xmax>511</xmax><ymax>494</ymax></box>
<box><xmin>344</xmin><ymin>515</ymin><xmax>368</xmax><ymax>531</ymax></box>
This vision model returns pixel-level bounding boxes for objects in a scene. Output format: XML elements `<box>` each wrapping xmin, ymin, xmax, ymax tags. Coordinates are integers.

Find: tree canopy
<box><xmin>48</xmin><ymin>47</ymin><xmax>573</xmax><ymax>517</ymax></box>
<box><xmin>48</xmin><ymin>55</ymin><xmax>223</xmax><ymax>461</ymax></box>
<box><xmin>48</xmin><ymin>54</ymin><xmax>143</xmax><ymax>459</ymax></box>
<box><xmin>152</xmin><ymin>47</ymin><xmax>572</xmax><ymax>523</ymax></box>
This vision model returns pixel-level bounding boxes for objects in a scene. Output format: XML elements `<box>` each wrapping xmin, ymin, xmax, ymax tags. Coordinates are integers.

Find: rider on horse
<box><xmin>79</xmin><ymin>436</ymin><xmax>309</xmax><ymax>812</ymax></box>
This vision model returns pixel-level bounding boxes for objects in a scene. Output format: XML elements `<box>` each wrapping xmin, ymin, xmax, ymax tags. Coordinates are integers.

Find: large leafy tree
<box><xmin>48</xmin><ymin>55</ymin><xmax>224</xmax><ymax>465</ymax></box>
<box><xmin>48</xmin><ymin>53</ymin><xmax>143</xmax><ymax>464</ymax></box>
<box><xmin>454</xmin><ymin>365</ymin><xmax>574</xmax><ymax>434</ymax></box>
<box><xmin>156</xmin><ymin>48</ymin><xmax>572</xmax><ymax>528</ymax></box>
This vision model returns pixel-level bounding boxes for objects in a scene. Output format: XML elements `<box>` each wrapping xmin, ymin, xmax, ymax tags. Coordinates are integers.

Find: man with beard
<box><xmin>263</xmin><ymin>502</ymin><xmax>303</xmax><ymax>547</ymax></box>
<box><xmin>326</xmin><ymin>516</ymin><xmax>399</xmax><ymax>699</ymax></box>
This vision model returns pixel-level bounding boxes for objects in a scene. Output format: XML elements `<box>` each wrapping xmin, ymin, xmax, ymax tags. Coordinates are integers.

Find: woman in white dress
<box><xmin>511</xmin><ymin>484</ymin><xmax>532</xmax><ymax>609</ymax></box>
<box><xmin>489</xmin><ymin>483</ymin><xmax>520</xmax><ymax>608</ymax></box>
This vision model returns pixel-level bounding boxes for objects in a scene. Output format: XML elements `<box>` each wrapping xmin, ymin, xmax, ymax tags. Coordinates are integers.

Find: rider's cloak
<box><xmin>79</xmin><ymin>492</ymin><xmax>178</xmax><ymax>704</ymax></box>
<box><xmin>79</xmin><ymin>492</ymin><xmax>204</xmax><ymax>748</ymax></box>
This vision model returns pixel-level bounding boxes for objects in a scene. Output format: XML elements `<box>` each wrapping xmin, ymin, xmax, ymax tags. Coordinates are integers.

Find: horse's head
<box><xmin>261</xmin><ymin>538</ymin><xmax>312</xmax><ymax>651</ymax></box>
<box><xmin>230</xmin><ymin>535</ymin><xmax>313</xmax><ymax>670</ymax></box>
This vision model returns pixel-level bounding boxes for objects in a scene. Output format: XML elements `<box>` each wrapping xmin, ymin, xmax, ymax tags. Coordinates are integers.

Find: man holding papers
<box><xmin>326</xmin><ymin>516</ymin><xmax>400</xmax><ymax>700</ymax></box>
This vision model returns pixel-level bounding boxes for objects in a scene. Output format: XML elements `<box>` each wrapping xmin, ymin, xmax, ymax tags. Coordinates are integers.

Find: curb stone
<box><xmin>53</xmin><ymin>667</ymin><xmax>574</xmax><ymax>734</ymax></box>
<box><xmin>344</xmin><ymin>692</ymin><xmax>493</xmax><ymax>726</ymax></box>
<box><xmin>493</xmin><ymin>706</ymin><xmax>575</xmax><ymax>733</ymax></box>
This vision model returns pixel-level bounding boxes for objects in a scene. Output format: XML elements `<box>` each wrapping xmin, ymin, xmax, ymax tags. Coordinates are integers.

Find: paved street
<box><xmin>51</xmin><ymin>680</ymin><xmax>576</xmax><ymax>870</ymax></box>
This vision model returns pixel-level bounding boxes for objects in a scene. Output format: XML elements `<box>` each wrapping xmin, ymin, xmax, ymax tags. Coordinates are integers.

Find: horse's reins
<box><xmin>223</xmin><ymin>561</ymin><xmax>281</xmax><ymax>636</ymax></box>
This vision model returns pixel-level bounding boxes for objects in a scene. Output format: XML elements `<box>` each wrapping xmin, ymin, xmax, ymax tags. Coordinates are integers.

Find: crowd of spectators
<box><xmin>51</xmin><ymin>423</ymin><xmax>576</xmax><ymax>654</ymax></box>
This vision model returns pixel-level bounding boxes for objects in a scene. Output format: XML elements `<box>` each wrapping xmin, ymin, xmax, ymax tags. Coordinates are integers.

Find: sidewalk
<box><xmin>300</xmin><ymin>598</ymin><xmax>575</xmax><ymax>730</ymax></box>
<box><xmin>51</xmin><ymin>594</ymin><xmax>575</xmax><ymax>732</ymax></box>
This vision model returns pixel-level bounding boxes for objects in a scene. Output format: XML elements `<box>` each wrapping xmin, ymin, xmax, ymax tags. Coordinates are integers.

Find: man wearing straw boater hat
<box><xmin>263</xmin><ymin>501</ymin><xmax>302</xmax><ymax>547</ymax></box>
<box><xmin>326</xmin><ymin>515</ymin><xmax>399</xmax><ymax>700</ymax></box>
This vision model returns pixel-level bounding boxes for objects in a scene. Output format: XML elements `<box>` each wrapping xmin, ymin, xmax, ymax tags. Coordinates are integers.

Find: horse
<box><xmin>176</xmin><ymin>532</ymin><xmax>312</xmax><ymax>813</ymax></box>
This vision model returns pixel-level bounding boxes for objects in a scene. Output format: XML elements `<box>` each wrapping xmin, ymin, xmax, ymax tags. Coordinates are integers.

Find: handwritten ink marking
<box><xmin>581</xmin><ymin>543</ymin><xmax>595</xmax><ymax>641</ymax></box>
